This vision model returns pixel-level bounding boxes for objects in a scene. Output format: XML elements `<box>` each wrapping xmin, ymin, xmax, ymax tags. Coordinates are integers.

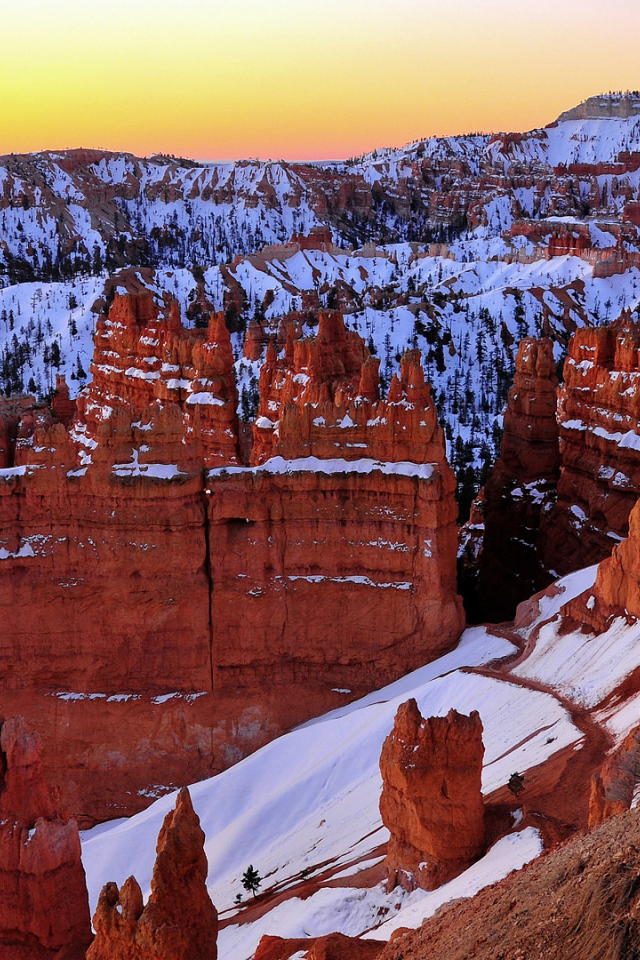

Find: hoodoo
<box><xmin>88</xmin><ymin>787</ymin><xmax>218</xmax><ymax>960</ymax></box>
<box><xmin>379</xmin><ymin>699</ymin><xmax>485</xmax><ymax>891</ymax></box>
<box><xmin>0</xmin><ymin>716</ymin><xmax>92</xmax><ymax>958</ymax></box>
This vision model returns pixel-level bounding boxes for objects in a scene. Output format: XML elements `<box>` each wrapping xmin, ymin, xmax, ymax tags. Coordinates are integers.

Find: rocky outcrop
<box><xmin>0</xmin><ymin>716</ymin><xmax>92</xmax><ymax>958</ymax></box>
<box><xmin>87</xmin><ymin>292</ymin><xmax>239</xmax><ymax>468</ymax></box>
<box><xmin>557</xmin><ymin>92</ymin><xmax>640</xmax><ymax>121</ymax></box>
<box><xmin>252</xmin><ymin>312</ymin><xmax>445</xmax><ymax>466</ymax></box>
<box><xmin>473</xmin><ymin>337</ymin><xmax>560</xmax><ymax>620</ymax></box>
<box><xmin>379</xmin><ymin>805</ymin><xmax>640</xmax><ymax>960</ymax></box>
<box><xmin>565</xmin><ymin>497</ymin><xmax>640</xmax><ymax>633</ymax></box>
<box><xmin>0</xmin><ymin>295</ymin><xmax>464</xmax><ymax>823</ymax></box>
<box><xmin>589</xmin><ymin>723</ymin><xmax>640</xmax><ymax>827</ymax></box>
<box><xmin>88</xmin><ymin>787</ymin><xmax>217</xmax><ymax>960</ymax></box>
<box><xmin>541</xmin><ymin>317</ymin><xmax>640</xmax><ymax>575</ymax></box>
<box><xmin>379</xmin><ymin>700</ymin><xmax>485</xmax><ymax>891</ymax></box>
<box><xmin>254</xmin><ymin>933</ymin><xmax>385</xmax><ymax>960</ymax></box>
<box><xmin>52</xmin><ymin>374</ymin><xmax>77</xmax><ymax>427</ymax></box>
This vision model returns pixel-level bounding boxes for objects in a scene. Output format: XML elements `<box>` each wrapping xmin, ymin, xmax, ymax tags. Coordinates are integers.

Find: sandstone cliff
<box><xmin>471</xmin><ymin>318</ymin><xmax>640</xmax><ymax>616</ymax></box>
<box><xmin>379</xmin><ymin>699</ymin><xmax>485</xmax><ymax>891</ymax></box>
<box><xmin>88</xmin><ymin>787</ymin><xmax>218</xmax><ymax>960</ymax></box>
<box><xmin>0</xmin><ymin>295</ymin><xmax>463</xmax><ymax>824</ymax></box>
<box><xmin>0</xmin><ymin>716</ymin><xmax>92</xmax><ymax>959</ymax></box>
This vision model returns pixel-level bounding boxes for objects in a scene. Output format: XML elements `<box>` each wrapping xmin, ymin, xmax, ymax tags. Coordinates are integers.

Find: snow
<box><xmin>208</xmin><ymin>457</ymin><xmax>436</xmax><ymax>481</ymax></box>
<box><xmin>82</xmin><ymin>623</ymin><xmax>580</xmax><ymax>959</ymax></box>
<box><xmin>362</xmin><ymin>828</ymin><xmax>543</xmax><ymax>941</ymax></box>
<box><xmin>185</xmin><ymin>392</ymin><xmax>225</xmax><ymax>406</ymax></box>
<box><xmin>111</xmin><ymin>448</ymin><xmax>187</xmax><ymax>480</ymax></box>
<box><xmin>510</xmin><ymin>563</ymin><xmax>640</xmax><ymax>709</ymax></box>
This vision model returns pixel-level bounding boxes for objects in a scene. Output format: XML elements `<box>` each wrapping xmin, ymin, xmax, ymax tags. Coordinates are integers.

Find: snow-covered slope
<box><xmin>79</xmin><ymin>558</ymin><xmax>640</xmax><ymax>960</ymax></box>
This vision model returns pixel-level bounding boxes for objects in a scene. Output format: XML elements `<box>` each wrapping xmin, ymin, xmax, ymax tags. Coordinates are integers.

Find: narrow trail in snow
<box><xmin>468</xmin><ymin>659</ymin><xmax>612</xmax><ymax>833</ymax></box>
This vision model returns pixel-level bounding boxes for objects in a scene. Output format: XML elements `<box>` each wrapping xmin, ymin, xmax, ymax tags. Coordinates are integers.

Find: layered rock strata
<box><xmin>0</xmin><ymin>296</ymin><xmax>463</xmax><ymax>823</ymax></box>
<box><xmin>541</xmin><ymin>316</ymin><xmax>640</xmax><ymax>575</ymax></box>
<box><xmin>474</xmin><ymin>337</ymin><xmax>560</xmax><ymax>621</ymax></box>
<box><xmin>88</xmin><ymin>787</ymin><xmax>218</xmax><ymax>960</ymax></box>
<box><xmin>473</xmin><ymin>318</ymin><xmax>640</xmax><ymax>616</ymax></box>
<box><xmin>0</xmin><ymin>716</ymin><xmax>92</xmax><ymax>958</ymax></box>
<box><xmin>379</xmin><ymin>699</ymin><xmax>485</xmax><ymax>891</ymax></box>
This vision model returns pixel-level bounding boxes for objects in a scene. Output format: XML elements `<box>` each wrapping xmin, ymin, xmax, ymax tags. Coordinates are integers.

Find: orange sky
<box><xmin>2</xmin><ymin>0</ymin><xmax>640</xmax><ymax>160</ymax></box>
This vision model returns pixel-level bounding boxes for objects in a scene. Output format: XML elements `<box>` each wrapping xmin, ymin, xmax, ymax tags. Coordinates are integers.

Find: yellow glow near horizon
<box><xmin>2</xmin><ymin>0</ymin><xmax>640</xmax><ymax>160</ymax></box>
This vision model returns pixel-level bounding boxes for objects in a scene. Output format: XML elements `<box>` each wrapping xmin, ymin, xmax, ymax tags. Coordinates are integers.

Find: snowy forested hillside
<box><xmin>4</xmin><ymin>96</ymin><xmax>640</xmax><ymax>513</ymax></box>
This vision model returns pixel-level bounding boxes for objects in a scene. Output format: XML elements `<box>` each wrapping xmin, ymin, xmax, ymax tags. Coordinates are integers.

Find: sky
<box><xmin>2</xmin><ymin>0</ymin><xmax>640</xmax><ymax>161</ymax></box>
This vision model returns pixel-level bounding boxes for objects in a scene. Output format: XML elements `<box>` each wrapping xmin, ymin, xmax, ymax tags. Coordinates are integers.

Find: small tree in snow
<box><xmin>241</xmin><ymin>864</ymin><xmax>262</xmax><ymax>899</ymax></box>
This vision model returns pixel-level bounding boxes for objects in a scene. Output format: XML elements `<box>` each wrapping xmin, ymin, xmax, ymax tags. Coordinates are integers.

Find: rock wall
<box><xmin>541</xmin><ymin>317</ymin><xmax>640</xmax><ymax>576</ymax></box>
<box><xmin>0</xmin><ymin>295</ymin><xmax>464</xmax><ymax>824</ymax></box>
<box><xmin>0</xmin><ymin>716</ymin><xmax>92</xmax><ymax>958</ymax></box>
<box><xmin>471</xmin><ymin>318</ymin><xmax>640</xmax><ymax>617</ymax></box>
<box><xmin>473</xmin><ymin>337</ymin><xmax>560</xmax><ymax>621</ymax></box>
<box><xmin>88</xmin><ymin>787</ymin><xmax>218</xmax><ymax>960</ymax></box>
<box><xmin>379</xmin><ymin>699</ymin><xmax>485</xmax><ymax>891</ymax></box>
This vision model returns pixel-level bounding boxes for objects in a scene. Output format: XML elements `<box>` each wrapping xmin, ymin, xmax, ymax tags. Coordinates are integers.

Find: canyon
<box><xmin>5</xmin><ymin>93</ymin><xmax>640</xmax><ymax>959</ymax></box>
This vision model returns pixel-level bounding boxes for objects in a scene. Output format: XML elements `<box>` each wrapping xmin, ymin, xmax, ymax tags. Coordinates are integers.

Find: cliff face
<box><xmin>469</xmin><ymin>319</ymin><xmax>640</xmax><ymax>619</ymax></box>
<box><xmin>541</xmin><ymin>318</ymin><xmax>640</xmax><ymax>575</ymax></box>
<box><xmin>0</xmin><ymin>295</ymin><xmax>463</xmax><ymax>824</ymax></box>
<box><xmin>88</xmin><ymin>787</ymin><xmax>218</xmax><ymax>960</ymax></box>
<box><xmin>0</xmin><ymin>716</ymin><xmax>92</xmax><ymax>958</ymax></box>
<box><xmin>473</xmin><ymin>337</ymin><xmax>560</xmax><ymax>621</ymax></box>
<box><xmin>379</xmin><ymin>700</ymin><xmax>485</xmax><ymax>891</ymax></box>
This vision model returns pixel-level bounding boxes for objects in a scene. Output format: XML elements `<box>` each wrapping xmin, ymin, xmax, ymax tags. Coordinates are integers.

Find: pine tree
<box><xmin>241</xmin><ymin>865</ymin><xmax>262</xmax><ymax>899</ymax></box>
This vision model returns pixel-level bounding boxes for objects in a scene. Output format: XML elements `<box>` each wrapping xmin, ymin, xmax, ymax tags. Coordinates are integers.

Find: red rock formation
<box><xmin>379</xmin><ymin>699</ymin><xmax>485</xmax><ymax>891</ymax></box>
<box><xmin>88</xmin><ymin>787</ymin><xmax>217</xmax><ymax>960</ymax></box>
<box><xmin>588</xmin><ymin>724</ymin><xmax>640</xmax><ymax>827</ymax></box>
<box><xmin>541</xmin><ymin>316</ymin><xmax>640</xmax><ymax>575</ymax></box>
<box><xmin>0</xmin><ymin>296</ymin><xmax>464</xmax><ymax>823</ymax></box>
<box><xmin>471</xmin><ymin>337</ymin><xmax>560</xmax><ymax>621</ymax></box>
<box><xmin>0</xmin><ymin>716</ymin><xmax>92</xmax><ymax>958</ymax></box>
<box><xmin>244</xmin><ymin>319</ymin><xmax>267</xmax><ymax>361</ymax></box>
<box><xmin>255</xmin><ymin>933</ymin><xmax>385</xmax><ymax>960</ymax></box>
<box><xmin>52</xmin><ymin>373</ymin><xmax>77</xmax><ymax>427</ymax></box>
<box><xmin>252</xmin><ymin>311</ymin><xmax>446</xmax><ymax>466</ymax></box>
<box><xmin>565</xmin><ymin>495</ymin><xmax>640</xmax><ymax>633</ymax></box>
<box><xmin>87</xmin><ymin>292</ymin><xmax>239</xmax><ymax>469</ymax></box>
